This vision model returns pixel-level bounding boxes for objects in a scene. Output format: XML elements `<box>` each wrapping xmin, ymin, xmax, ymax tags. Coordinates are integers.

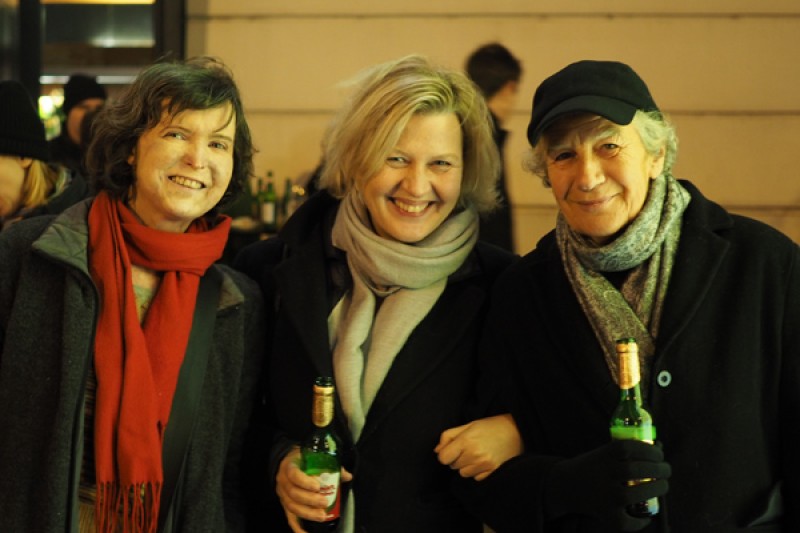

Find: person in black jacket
<box><xmin>234</xmin><ymin>54</ymin><xmax>520</xmax><ymax>533</ymax></box>
<box><xmin>48</xmin><ymin>73</ymin><xmax>106</xmax><ymax>174</ymax></box>
<box><xmin>0</xmin><ymin>80</ymin><xmax>89</xmax><ymax>230</ymax></box>
<box><xmin>463</xmin><ymin>60</ymin><xmax>799</xmax><ymax>532</ymax></box>
<box><xmin>465</xmin><ymin>42</ymin><xmax>523</xmax><ymax>252</ymax></box>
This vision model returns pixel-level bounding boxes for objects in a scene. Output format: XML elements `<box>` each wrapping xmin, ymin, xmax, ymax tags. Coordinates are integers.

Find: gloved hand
<box><xmin>544</xmin><ymin>439</ymin><xmax>671</xmax><ymax>532</ymax></box>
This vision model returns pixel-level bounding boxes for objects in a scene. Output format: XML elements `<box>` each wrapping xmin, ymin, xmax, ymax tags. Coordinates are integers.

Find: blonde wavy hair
<box><xmin>319</xmin><ymin>55</ymin><xmax>501</xmax><ymax>214</ymax></box>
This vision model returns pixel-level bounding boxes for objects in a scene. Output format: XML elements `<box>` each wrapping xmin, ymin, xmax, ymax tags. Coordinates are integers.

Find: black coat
<box><xmin>462</xmin><ymin>181</ymin><xmax>800</xmax><ymax>533</ymax></box>
<box><xmin>234</xmin><ymin>191</ymin><xmax>515</xmax><ymax>533</ymax></box>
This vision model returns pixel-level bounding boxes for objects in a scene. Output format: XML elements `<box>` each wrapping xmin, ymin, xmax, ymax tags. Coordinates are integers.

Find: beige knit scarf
<box><xmin>557</xmin><ymin>174</ymin><xmax>690</xmax><ymax>393</ymax></box>
<box><xmin>330</xmin><ymin>191</ymin><xmax>478</xmax><ymax>442</ymax></box>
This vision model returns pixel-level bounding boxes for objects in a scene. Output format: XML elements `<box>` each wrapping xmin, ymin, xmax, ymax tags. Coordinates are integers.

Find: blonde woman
<box><xmin>235</xmin><ymin>55</ymin><xmax>520</xmax><ymax>533</ymax></box>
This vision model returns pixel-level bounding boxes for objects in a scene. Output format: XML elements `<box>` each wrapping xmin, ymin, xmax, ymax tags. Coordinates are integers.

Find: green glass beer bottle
<box><xmin>609</xmin><ymin>337</ymin><xmax>660</xmax><ymax>518</ymax></box>
<box><xmin>301</xmin><ymin>377</ymin><xmax>342</xmax><ymax>532</ymax></box>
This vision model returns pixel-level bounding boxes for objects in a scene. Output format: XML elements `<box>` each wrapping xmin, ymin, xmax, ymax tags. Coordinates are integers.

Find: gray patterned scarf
<box><xmin>557</xmin><ymin>174</ymin><xmax>691</xmax><ymax>392</ymax></box>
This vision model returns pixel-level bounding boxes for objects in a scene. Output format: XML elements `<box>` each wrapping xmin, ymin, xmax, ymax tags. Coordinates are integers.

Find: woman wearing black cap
<box><xmin>0</xmin><ymin>80</ymin><xmax>89</xmax><ymax>230</ymax></box>
<box><xmin>461</xmin><ymin>60</ymin><xmax>799</xmax><ymax>532</ymax></box>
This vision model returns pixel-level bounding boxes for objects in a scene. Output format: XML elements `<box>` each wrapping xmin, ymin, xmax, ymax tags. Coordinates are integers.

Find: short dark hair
<box><xmin>465</xmin><ymin>43</ymin><xmax>522</xmax><ymax>99</ymax></box>
<box><xmin>85</xmin><ymin>56</ymin><xmax>254</xmax><ymax>213</ymax></box>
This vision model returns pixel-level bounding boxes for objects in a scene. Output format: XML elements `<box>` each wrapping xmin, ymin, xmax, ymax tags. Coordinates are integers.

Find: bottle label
<box><xmin>610</xmin><ymin>425</ymin><xmax>655</xmax><ymax>443</ymax></box>
<box><xmin>260</xmin><ymin>203</ymin><xmax>276</xmax><ymax>224</ymax></box>
<box><xmin>312</xmin><ymin>471</ymin><xmax>341</xmax><ymax>521</ymax></box>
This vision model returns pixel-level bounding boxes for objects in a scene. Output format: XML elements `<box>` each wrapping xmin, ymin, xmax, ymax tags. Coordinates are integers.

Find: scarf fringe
<box><xmin>97</xmin><ymin>481</ymin><xmax>162</xmax><ymax>533</ymax></box>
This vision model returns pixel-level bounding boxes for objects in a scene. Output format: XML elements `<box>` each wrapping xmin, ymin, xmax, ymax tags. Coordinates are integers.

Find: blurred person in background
<box><xmin>49</xmin><ymin>73</ymin><xmax>107</xmax><ymax>174</ymax></box>
<box><xmin>0</xmin><ymin>79</ymin><xmax>89</xmax><ymax>230</ymax></box>
<box><xmin>465</xmin><ymin>42</ymin><xmax>523</xmax><ymax>252</ymax></box>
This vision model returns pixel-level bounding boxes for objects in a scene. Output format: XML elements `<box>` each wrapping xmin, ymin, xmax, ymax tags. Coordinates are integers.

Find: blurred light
<box><xmin>43</xmin><ymin>1</ymin><xmax>155</xmax><ymax>4</ymax></box>
<box><xmin>40</xmin><ymin>74</ymin><xmax>137</xmax><ymax>85</ymax></box>
<box><xmin>90</xmin><ymin>36</ymin><xmax>155</xmax><ymax>48</ymax></box>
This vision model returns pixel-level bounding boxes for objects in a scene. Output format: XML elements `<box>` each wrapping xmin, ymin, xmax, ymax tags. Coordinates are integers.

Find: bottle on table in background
<box><xmin>259</xmin><ymin>171</ymin><xmax>278</xmax><ymax>233</ymax></box>
<box><xmin>280</xmin><ymin>177</ymin><xmax>294</xmax><ymax>227</ymax></box>
<box><xmin>250</xmin><ymin>177</ymin><xmax>263</xmax><ymax>220</ymax></box>
<box><xmin>301</xmin><ymin>376</ymin><xmax>342</xmax><ymax>533</ymax></box>
<box><xmin>609</xmin><ymin>337</ymin><xmax>660</xmax><ymax>518</ymax></box>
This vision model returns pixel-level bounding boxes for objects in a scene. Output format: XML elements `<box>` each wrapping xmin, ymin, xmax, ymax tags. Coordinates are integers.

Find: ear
<box><xmin>19</xmin><ymin>157</ymin><xmax>34</xmax><ymax>169</ymax></box>
<box><xmin>649</xmin><ymin>147</ymin><xmax>666</xmax><ymax>178</ymax></box>
<box><xmin>127</xmin><ymin>149</ymin><xmax>135</xmax><ymax>165</ymax></box>
<box><xmin>504</xmin><ymin>80</ymin><xmax>520</xmax><ymax>95</ymax></box>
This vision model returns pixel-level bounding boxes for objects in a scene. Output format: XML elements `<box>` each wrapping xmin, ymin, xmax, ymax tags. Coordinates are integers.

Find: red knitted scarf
<box><xmin>87</xmin><ymin>192</ymin><xmax>230</xmax><ymax>532</ymax></box>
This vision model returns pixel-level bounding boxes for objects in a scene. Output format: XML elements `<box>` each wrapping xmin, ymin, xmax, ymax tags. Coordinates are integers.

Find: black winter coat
<box><xmin>234</xmin><ymin>191</ymin><xmax>516</xmax><ymax>533</ymax></box>
<box><xmin>462</xmin><ymin>181</ymin><xmax>800</xmax><ymax>533</ymax></box>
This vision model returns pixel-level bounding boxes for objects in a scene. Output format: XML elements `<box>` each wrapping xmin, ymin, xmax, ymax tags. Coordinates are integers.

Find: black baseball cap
<box><xmin>526</xmin><ymin>60</ymin><xmax>659</xmax><ymax>146</ymax></box>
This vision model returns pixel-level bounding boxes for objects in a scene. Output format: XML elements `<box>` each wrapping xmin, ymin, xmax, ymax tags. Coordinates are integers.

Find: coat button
<box><xmin>656</xmin><ymin>370</ymin><xmax>672</xmax><ymax>387</ymax></box>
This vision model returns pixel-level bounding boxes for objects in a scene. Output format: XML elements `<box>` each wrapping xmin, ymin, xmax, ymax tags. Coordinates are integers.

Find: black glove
<box><xmin>544</xmin><ymin>439</ymin><xmax>671</xmax><ymax>532</ymax></box>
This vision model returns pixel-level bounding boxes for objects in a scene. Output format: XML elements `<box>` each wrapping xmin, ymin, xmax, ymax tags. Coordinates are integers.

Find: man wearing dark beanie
<box><xmin>1</xmin><ymin>79</ymin><xmax>89</xmax><ymax>229</ymax></box>
<box><xmin>48</xmin><ymin>73</ymin><xmax>106</xmax><ymax>173</ymax></box>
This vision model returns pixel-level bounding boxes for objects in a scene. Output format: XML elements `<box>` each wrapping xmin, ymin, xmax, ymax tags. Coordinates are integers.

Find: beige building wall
<box><xmin>186</xmin><ymin>1</ymin><xmax>800</xmax><ymax>252</ymax></box>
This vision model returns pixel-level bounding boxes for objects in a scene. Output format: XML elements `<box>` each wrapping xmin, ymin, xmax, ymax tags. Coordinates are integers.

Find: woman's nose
<box><xmin>401</xmin><ymin>164</ymin><xmax>429</xmax><ymax>196</ymax></box>
<box><xmin>575</xmin><ymin>154</ymin><xmax>604</xmax><ymax>192</ymax></box>
<box><xmin>184</xmin><ymin>142</ymin><xmax>208</xmax><ymax>169</ymax></box>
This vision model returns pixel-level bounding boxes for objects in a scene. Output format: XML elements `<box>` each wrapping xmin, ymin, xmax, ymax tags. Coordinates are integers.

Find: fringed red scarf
<box><xmin>87</xmin><ymin>192</ymin><xmax>231</xmax><ymax>532</ymax></box>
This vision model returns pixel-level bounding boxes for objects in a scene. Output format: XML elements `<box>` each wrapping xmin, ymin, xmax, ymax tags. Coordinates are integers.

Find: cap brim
<box><xmin>527</xmin><ymin>95</ymin><xmax>639</xmax><ymax>146</ymax></box>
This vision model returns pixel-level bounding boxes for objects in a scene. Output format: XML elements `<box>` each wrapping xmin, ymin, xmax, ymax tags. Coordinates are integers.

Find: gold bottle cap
<box><xmin>312</xmin><ymin>378</ymin><xmax>335</xmax><ymax>428</ymax></box>
<box><xmin>616</xmin><ymin>338</ymin><xmax>640</xmax><ymax>389</ymax></box>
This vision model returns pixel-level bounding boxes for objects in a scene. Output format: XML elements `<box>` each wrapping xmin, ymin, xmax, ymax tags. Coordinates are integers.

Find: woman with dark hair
<box><xmin>0</xmin><ymin>57</ymin><xmax>264</xmax><ymax>533</ymax></box>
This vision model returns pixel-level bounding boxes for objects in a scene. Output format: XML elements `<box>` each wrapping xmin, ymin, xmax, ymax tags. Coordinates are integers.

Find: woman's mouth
<box><xmin>170</xmin><ymin>176</ymin><xmax>204</xmax><ymax>189</ymax></box>
<box><xmin>393</xmin><ymin>198</ymin><xmax>430</xmax><ymax>214</ymax></box>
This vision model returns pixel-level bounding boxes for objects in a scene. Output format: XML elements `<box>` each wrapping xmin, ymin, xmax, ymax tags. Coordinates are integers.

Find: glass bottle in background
<box><xmin>251</xmin><ymin>177</ymin><xmax>263</xmax><ymax>220</ymax></box>
<box><xmin>301</xmin><ymin>376</ymin><xmax>342</xmax><ymax>532</ymax></box>
<box><xmin>260</xmin><ymin>171</ymin><xmax>278</xmax><ymax>232</ymax></box>
<box><xmin>609</xmin><ymin>337</ymin><xmax>660</xmax><ymax>518</ymax></box>
<box><xmin>280</xmin><ymin>177</ymin><xmax>294</xmax><ymax>227</ymax></box>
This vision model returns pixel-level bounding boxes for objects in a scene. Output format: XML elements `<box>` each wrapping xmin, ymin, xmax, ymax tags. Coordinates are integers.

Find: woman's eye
<box><xmin>598</xmin><ymin>143</ymin><xmax>621</xmax><ymax>156</ymax></box>
<box><xmin>165</xmin><ymin>131</ymin><xmax>185</xmax><ymax>140</ymax></box>
<box><xmin>386</xmin><ymin>156</ymin><xmax>407</xmax><ymax>167</ymax></box>
<box><xmin>210</xmin><ymin>141</ymin><xmax>228</xmax><ymax>150</ymax></box>
<box><xmin>551</xmin><ymin>151</ymin><xmax>574</xmax><ymax>162</ymax></box>
<box><xmin>431</xmin><ymin>160</ymin><xmax>452</xmax><ymax>168</ymax></box>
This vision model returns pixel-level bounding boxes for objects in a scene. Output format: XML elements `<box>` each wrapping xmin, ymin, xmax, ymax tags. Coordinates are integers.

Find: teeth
<box><xmin>394</xmin><ymin>199</ymin><xmax>427</xmax><ymax>213</ymax></box>
<box><xmin>171</xmin><ymin>176</ymin><xmax>203</xmax><ymax>189</ymax></box>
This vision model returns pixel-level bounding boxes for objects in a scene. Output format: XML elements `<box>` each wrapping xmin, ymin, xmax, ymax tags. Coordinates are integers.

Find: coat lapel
<box><xmin>656</xmin><ymin>196</ymin><xmax>732</xmax><ymax>357</ymax></box>
<box><xmin>533</xmin><ymin>246</ymin><xmax>621</xmax><ymax>413</ymax></box>
<box><xmin>357</xmin><ymin>278</ymin><xmax>487</xmax><ymax>445</ymax></box>
<box><xmin>273</xmin><ymin>241</ymin><xmax>334</xmax><ymax>377</ymax></box>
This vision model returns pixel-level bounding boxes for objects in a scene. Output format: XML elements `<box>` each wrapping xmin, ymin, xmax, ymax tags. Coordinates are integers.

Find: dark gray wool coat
<box><xmin>0</xmin><ymin>199</ymin><xmax>266</xmax><ymax>532</ymax></box>
<box><xmin>460</xmin><ymin>180</ymin><xmax>800</xmax><ymax>533</ymax></box>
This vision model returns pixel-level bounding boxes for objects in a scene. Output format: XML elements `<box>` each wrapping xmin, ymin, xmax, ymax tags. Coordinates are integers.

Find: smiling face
<box><xmin>127</xmin><ymin>103</ymin><xmax>236</xmax><ymax>233</ymax></box>
<box><xmin>360</xmin><ymin>112</ymin><xmax>464</xmax><ymax>243</ymax></box>
<box><xmin>545</xmin><ymin>118</ymin><xmax>665</xmax><ymax>244</ymax></box>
